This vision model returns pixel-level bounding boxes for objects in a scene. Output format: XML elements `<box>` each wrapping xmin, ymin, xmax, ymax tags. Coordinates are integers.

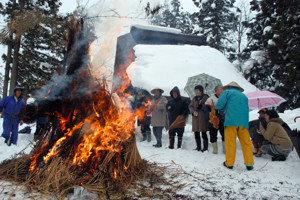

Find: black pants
<box><xmin>209</xmin><ymin>122</ymin><xmax>224</xmax><ymax>143</ymax></box>
<box><xmin>34</xmin><ymin>124</ymin><xmax>45</xmax><ymax>140</ymax></box>
<box><xmin>169</xmin><ymin>128</ymin><xmax>184</xmax><ymax>148</ymax></box>
<box><xmin>153</xmin><ymin>127</ymin><xmax>163</xmax><ymax>146</ymax></box>
<box><xmin>194</xmin><ymin>131</ymin><xmax>208</xmax><ymax>140</ymax></box>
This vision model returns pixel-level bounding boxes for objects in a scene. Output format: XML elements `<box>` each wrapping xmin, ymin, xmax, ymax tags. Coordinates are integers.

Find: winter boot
<box><xmin>272</xmin><ymin>155</ymin><xmax>286</xmax><ymax>161</ymax></box>
<box><xmin>255</xmin><ymin>148</ymin><xmax>262</xmax><ymax>157</ymax></box>
<box><xmin>178</xmin><ymin>137</ymin><xmax>183</xmax><ymax>149</ymax></box>
<box><xmin>194</xmin><ymin>138</ymin><xmax>201</xmax><ymax>151</ymax></box>
<box><xmin>223</xmin><ymin>161</ymin><xmax>233</xmax><ymax>169</ymax></box>
<box><xmin>169</xmin><ymin>137</ymin><xmax>175</xmax><ymax>149</ymax></box>
<box><xmin>141</xmin><ymin>132</ymin><xmax>147</xmax><ymax>142</ymax></box>
<box><xmin>246</xmin><ymin>164</ymin><xmax>254</xmax><ymax>171</ymax></box>
<box><xmin>212</xmin><ymin>142</ymin><xmax>218</xmax><ymax>154</ymax></box>
<box><xmin>202</xmin><ymin>139</ymin><xmax>208</xmax><ymax>152</ymax></box>
<box><xmin>222</xmin><ymin>141</ymin><xmax>226</xmax><ymax>153</ymax></box>
<box><xmin>253</xmin><ymin>147</ymin><xmax>258</xmax><ymax>155</ymax></box>
<box><xmin>146</xmin><ymin>131</ymin><xmax>151</xmax><ymax>142</ymax></box>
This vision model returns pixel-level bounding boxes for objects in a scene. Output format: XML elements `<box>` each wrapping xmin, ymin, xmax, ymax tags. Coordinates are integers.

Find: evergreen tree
<box><xmin>151</xmin><ymin>0</ymin><xmax>194</xmax><ymax>34</ymax></box>
<box><xmin>1</xmin><ymin>0</ymin><xmax>69</xmax><ymax>99</ymax></box>
<box><xmin>191</xmin><ymin>0</ymin><xmax>239</xmax><ymax>54</ymax></box>
<box><xmin>242</xmin><ymin>0</ymin><xmax>300</xmax><ymax>109</ymax></box>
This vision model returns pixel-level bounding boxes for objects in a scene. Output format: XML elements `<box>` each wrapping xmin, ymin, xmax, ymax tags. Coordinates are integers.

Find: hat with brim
<box><xmin>223</xmin><ymin>82</ymin><xmax>244</xmax><ymax>92</ymax></box>
<box><xmin>151</xmin><ymin>87</ymin><xmax>164</xmax><ymax>94</ymax></box>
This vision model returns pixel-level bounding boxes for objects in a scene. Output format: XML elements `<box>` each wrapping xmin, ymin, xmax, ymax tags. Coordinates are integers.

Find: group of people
<box><xmin>133</xmin><ymin>81</ymin><xmax>294</xmax><ymax>171</ymax></box>
<box><xmin>0</xmin><ymin>83</ymin><xmax>294</xmax><ymax>170</ymax></box>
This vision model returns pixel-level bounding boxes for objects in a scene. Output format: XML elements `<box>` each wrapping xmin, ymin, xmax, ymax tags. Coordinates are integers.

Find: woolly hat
<box><xmin>151</xmin><ymin>87</ymin><xmax>164</xmax><ymax>94</ymax></box>
<box><xmin>258</xmin><ymin>108</ymin><xmax>267</xmax><ymax>114</ymax></box>
<box><xmin>265</xmin><ymin>110</ymin><xmax>279</xmax><ymax>119</ymax></box>
<box><xmin>194</xmin><ymin>85</ymin><xmax>204</xmax><ymax>93</ymax></box>
<box><xmin>223</xmin><ymin>82</ymin><xmax>244</xmax><ymax>92</ymax></box>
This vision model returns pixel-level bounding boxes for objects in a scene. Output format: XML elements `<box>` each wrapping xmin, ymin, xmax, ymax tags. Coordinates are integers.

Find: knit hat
<box><xmin>194</xmin><ymin>85</ymin><xmax>204</xmax><ymax>93</ymax></box>
<box><xmin>265</xmin><ymin>110</ymin><xmax>279</xmax><ymax>119</ymax></box>
<box><xmin>223</xmin><ymin>82</ymin><xmax>244</xmax><ymax>92</ymax></box>
<box><xmin>258</xmin><ymin>108</ymin><xmax>267</xmax><ymax>114</ymax></box>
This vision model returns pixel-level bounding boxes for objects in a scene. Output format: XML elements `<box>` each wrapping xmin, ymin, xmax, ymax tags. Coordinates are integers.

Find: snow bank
<box><xmin>127</xmin><ymin>45</ymin><xmax>257</xmax><ymax>96</ymax></box>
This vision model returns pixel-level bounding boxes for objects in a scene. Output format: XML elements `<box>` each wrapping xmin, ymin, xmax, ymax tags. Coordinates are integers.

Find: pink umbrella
<box><xmin>245</xmin><ymin>91</ymin><xmax>286</xmax><ymax>109</ymax></box>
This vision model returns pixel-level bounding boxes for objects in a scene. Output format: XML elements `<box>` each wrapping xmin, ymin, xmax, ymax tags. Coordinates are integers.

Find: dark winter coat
<box><xmin>189</xmin><ymin>94</ymin><xmax>209</xmax><ymax>132</ymax></box>
<box><xmin>135</xmin><ymin>96</ymin><xmax>151</xmax><ymax>126</ymax></box>
<box><xmin>166</xmin><ymin>87</ymin><xmax>189</xmax><ymax>125</ymax></box>
<box><xmin>249</xmin><ymin>118</ymin><xmax>267</xmax><ymax>143</ymax></box>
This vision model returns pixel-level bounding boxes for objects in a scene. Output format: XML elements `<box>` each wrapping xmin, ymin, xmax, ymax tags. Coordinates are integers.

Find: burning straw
<box><xmin>0</xmin><ymin>17</ymin><xmax>146</xmax><ymax>199</ymax></box>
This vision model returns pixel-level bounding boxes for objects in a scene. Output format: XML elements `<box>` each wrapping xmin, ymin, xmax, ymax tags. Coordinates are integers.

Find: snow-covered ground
<box><xmin>0</xmin><ymin>109</ymin><xmax>299</xmax><ymax>199</ymax></box>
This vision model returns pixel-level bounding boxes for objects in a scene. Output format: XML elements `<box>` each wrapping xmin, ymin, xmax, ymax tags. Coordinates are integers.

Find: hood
<box><xmin>269</xmin><ymin>118</ymin><xmax>283</xmax><ymax>125</ymax></box>
<box><xmin>170</xmin><ymin>86</ymin><xmax>181</xmax><ymax>99</ymax></box>
<box><xmin>13</xmin><ymin>86</ymin><xmax>24</xmax><ymax>93</ymax></box>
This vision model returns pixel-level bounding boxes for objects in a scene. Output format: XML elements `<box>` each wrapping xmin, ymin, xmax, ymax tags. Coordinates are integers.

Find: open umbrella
<box><xmin>245</xmin><ymin>91</ymin><xmax>286</xmax><ymax>109</ymax></box>
<box><xmin>184</xmin><ymin>73</ymin><xmax>222</xmax><ymax>99</ymax></box>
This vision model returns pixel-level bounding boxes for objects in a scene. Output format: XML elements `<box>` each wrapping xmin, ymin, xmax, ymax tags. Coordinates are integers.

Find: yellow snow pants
<box><xmin>224</xmin><ymin>126</ymin><xmax>254</xmax><ymax>167</ymax></box>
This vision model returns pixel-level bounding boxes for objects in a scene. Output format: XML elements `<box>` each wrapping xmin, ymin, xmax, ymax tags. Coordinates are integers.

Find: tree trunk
<box><xmin>3</xmin><ymin>37</ymin><xmax>13</xmax><ymax>99</ymax></box>
<box><xmin>9</xmin><ymin>37</ymin><xmax>21</xmax><ymax>96</ymax></box>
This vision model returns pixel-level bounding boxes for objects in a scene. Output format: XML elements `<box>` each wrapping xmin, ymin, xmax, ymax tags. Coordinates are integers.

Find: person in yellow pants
<box><xmin>215</xmin><ymin>82</ymin><xmax>254</xmax><ymax>170</ymax></box>
<box><xmin>225</xmin><ymin>126</ymin><xmax>254</xmax><ymax>168</ymax></box>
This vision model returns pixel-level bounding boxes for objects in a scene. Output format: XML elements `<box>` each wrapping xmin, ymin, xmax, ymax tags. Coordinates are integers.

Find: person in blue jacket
<box><xmin>0</xmin><ymin>86</ymin><xmax>25</xmax><ymax>146</ymax></box>
<box><xmin>215</xmin><ymin>82</ymin><xmax>254</xmax><ymax>171</ymax></box>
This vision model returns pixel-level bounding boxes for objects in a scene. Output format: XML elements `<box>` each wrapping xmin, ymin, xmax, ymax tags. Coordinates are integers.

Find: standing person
<box><xmin>215</xmin><ymin>82</ymin><xmax>254</xmax><ymax>170</ymax></box>
<box><xmin>0</xmin><ymin>86</ymin><xmax>25</xmax><ymax>146</ymax></box>
<box><xmin>189</xmin><ymin>85</ymin><xmax>209</xmax><ymax>152</ymax></box>
<box><xmin>249</xmin><ymin>108</ymin><xmax>267</xmax><ymax>157</ymax></box>
<box><xmin>33</xmin><ymin>98</ymin><xmax>48</xmax><ymax>141</ymax></box>
<box><xmin>258</xmin><ymin>110</ymin><xmax>292</xmax><ymax>161</ymax></box>
<box><xmin>135</xmin><ymin>90</ymin><xmax>152</xmax><ymax>142</ymax></box>
<box><xmin>204</xmin><ymin>85</ymin><xmax>225</xmax><ymax>154</ymax></box>
<box><xmin>150</xmin><ymin>87</ymin><xmax>168</xmax><ymax>148</ymax></box>
<box><xmin>166</xmin><ymin>86</ymin><xmax>189</xmax><ymax>149</ymax></box>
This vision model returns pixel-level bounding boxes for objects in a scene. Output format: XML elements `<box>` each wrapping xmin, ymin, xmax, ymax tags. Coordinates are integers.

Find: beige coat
<box><xmin>261</xmin><ymin>118</ymin><xmax>293</xmax><ymax>150</ymax></box>
<box><xmin>189</xmin><ymin>95</ymin><xmax>209</xmax><ymax>132</ymax></box>
<box><xmin>151</xmin><ymin>96</ymin><xmax>168</xmax><ymax>127</ymax></box>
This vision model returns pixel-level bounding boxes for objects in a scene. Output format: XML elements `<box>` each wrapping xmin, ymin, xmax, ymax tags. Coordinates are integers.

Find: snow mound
<box><xmin>127</xmin><ymin>45</ymin><xmax>257</xmax><ymax>96</ymax></box>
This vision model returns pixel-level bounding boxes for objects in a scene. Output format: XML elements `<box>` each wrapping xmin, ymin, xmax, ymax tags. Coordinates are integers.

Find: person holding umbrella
<box><xmin>215</xmin><ymin>82</ymin><xmax>254</xmax><ymax>170</ymax></box>
<box><xmin>258</xmin><ymin>110</ymin><xmax>293</xmax><ymax>161</ymax></box>
<box><xmin>189</xmin><ymin>85</ymin><xmax>209</xmax><ymax>152</ymax></box>
<box><xmin>166</xmin><ymin>86</ymin><xmax>189</xmax><ymax>149</ymax></box>
<box><xmin>150</xmin><ymin>87</ymin><xmax>168</xmax><ymax>148</ymax></box>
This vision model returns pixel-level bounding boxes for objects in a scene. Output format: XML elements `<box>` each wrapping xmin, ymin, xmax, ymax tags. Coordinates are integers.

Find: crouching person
<box><xmin>258</xmin><ymin>110</ymin><xmax>292</xmax><ymax>161</ymax></box>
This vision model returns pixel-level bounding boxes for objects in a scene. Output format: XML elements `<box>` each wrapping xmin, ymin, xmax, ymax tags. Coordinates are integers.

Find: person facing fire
<box><xmin>166</xmin><ymin>86</ymin><xmax>189</xmax><ymax>149</ymax></box>
<box><xmin>204</xmin><ymin>85</ymin><xmax>226</xmax><ymax>154</ymax></box>
<box><xmin>189</xmin><ymin>85</ymin><xmax>209</xmax><ymax>152</ymax></box>
<box><xmin>150</xmin><ymin>87</ymin><xmax>168</xmax><ymax>148</ymax></box>
<box><xmin>135</xmin><ymin>90</ymin><xmax>152</xmax><ymax>142</ymax></box>
<box><xmin>0</xmin><ymin>86</ymin><xmax>25</xmax><ymax>146</ymax></box>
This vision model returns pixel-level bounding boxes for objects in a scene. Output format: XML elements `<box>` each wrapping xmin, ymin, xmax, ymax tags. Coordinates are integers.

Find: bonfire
<box><xmin>0</xmin><ymin>18</ymin><xmax>147</xmax><ymax>199</ymax></box>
